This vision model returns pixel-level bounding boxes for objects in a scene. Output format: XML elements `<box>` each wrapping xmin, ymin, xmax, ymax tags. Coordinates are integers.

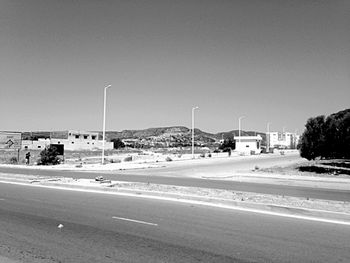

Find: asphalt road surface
<box><xmin>1</xmin><ymin>164</ymin><xmax>350</xmax><ymax>202</ymax></box>
<box><xmin>0</xmin><ymin>183</ymin><xmax>349</xmax><ymax>262</ymax></box>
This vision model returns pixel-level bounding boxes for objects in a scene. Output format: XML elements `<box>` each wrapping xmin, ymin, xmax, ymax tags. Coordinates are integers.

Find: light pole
<box><xmin>266</xmin><ymin>122</ymin><xmax>271</xmax><ymax>153</ymax></box>
<box><xmin>192</xmin><ymin>106</ymin><xmax>199</xmax><ymax>159</ymax></box>
<box><xmin>238</xmin><ymin>116</ymin><xmax>245</xmax><ymax>143</ymax></box>
<box><xmin>102</xmin><ymin>84</ymin><xmax>112</xmax><ymax>165</ymax></box>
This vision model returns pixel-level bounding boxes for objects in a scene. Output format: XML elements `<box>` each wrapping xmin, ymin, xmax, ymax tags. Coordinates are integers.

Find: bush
<box><xmin>208</xmin><ymin>153</ymin><xmax>212</xmax><ymax>158</ymax></box>
<box><xmin>110</xmin><ymin>159</ymin><xmax>121</xmax><ymax>163</ymax></box>
<box><xmin>38</xmin><ymin>146</ymin><xmax>60</xmax><ymax>165</ymax></box>
<box><xmin>219</xmin><ymin>139</ymin><xmax>235</xmax><ymax>150</ymax></box>
<box><xmin>9</xmin><ymin>156</ymin><xmax>18</xmax><ymax>164</ymax></box>
<box><xmin>111</xmin><ymin>138</ymin><xmax>125</xmax><ymax>149</ymax></box>
<box><xmin>123</xmin><ymin>156</ymin><xmax>132</xmax><ymax>162</ymax></box>
<box><xmin>166</xmin><ymin>156</ymin><xmax>172</xmax><ymax>162</ymax></box>
<box><xmin>200</xmin><ymin>153</ymin><xmax>205</xmax><ymax>158</ymax></box>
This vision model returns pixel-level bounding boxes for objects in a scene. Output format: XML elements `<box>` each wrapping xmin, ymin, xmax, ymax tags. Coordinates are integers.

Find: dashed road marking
<box><xmin>112</xmin><ymin>216</ymin><xmax>158</xmax><ymax>226</ymax></box>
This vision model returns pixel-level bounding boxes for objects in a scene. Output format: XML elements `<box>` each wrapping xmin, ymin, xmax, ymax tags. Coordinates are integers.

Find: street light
<box><xmin>266</xmin><ymin>122</ymin><xmax>271</xmax><ymax>153</ymax></box>
<box><xmin>238</xmin><ymin>116</ymin><xmax>245</xmax><ymax>143</ymax></box>
<box><xmin>102</xmin><ymin>84</ymin><xmax>112</xmax><ymax>165</ymax></box>
<box><xmin>192</xmin><ymin>106</ymin><xmax>199</xmax><ymax>159</ymax></box>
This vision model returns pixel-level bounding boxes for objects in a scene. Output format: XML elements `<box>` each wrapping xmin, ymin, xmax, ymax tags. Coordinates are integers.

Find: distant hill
<box><xmin>105</xmin><ymin>126</ymin><xmax>266</xmax><ymax>144</ymax></box>
<box><xmin>21</xmin><ymin>126</ymin><xmax>266</xmax><ymax>145</ymax></box>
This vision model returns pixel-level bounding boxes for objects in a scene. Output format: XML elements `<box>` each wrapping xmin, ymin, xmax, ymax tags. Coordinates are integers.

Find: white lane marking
<box><xmin>112</xmin><ymin>216</ymin><xmax>158</xmax><ymax>226</ymax></box>
<box><xmin>0</xmin><ymin>198</ymin><xmax>5</xmax><ymax>201</ymax></box>
<box><xmin>1</xmin><ymin>180</ymin><xmax>350</xmax><ymax>226</ymax></box>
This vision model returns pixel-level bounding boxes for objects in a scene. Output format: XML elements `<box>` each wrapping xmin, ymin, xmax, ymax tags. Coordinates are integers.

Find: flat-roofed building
<box><xmin>234</xmin><ymin>135</ymin><xmax>262</xmax><ymax>154</ymax></box>
<box><xmin>22</xmin><ymin>130</ymin><xmax>113</xmax><ymax>151</ymax></box>
<box><xmin>267</xmin><ymin>132</ymin><xmax>299</xmax><ymax>149</ymax></box>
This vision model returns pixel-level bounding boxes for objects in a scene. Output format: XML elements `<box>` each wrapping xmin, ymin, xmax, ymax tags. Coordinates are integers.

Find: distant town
<box><xmin>1</xmin><ymin>126</ymin><xmax>300</xmax><ymax>153</ymax></box>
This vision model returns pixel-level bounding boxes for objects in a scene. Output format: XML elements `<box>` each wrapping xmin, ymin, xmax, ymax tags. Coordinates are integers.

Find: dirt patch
<box><xmin>298</xmin><ymin>165</ymin><xmax>350</xmax><ymax>176</ymax></box>
<box><xmin>260</xmin><ymin>159</ymin><xmax>350</xmax><ymax>178</ymax></box>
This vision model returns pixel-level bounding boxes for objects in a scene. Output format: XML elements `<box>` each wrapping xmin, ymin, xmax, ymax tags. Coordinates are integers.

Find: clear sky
<box><xmin>1</xmin><ymin>0</ymin><xmax>349</xmax><ymax>134</ymax></box>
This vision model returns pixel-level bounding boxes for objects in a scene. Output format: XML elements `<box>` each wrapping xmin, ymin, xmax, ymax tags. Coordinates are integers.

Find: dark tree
<box><xmin>219</xmin><ymin>139</ymin><xmax>236</xmax><ymax>151</ymax></box>
<box><xmin>299</xmin><ymin>109</ymin><xmax>350</xmax><ymax>160</ymax></box>
<box><xmin>38</xmin><ymin>146</ymin><xmax>60</xmax><ymax>165</ymax></box>
<box><xmin>111</xmin><ymin>138</ymin><xmax>125</xmax><ymax>149</ymax></box>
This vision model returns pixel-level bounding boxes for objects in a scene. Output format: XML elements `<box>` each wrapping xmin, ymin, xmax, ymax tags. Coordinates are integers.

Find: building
<box><xmin>234</xmin><ymin>135</ymin><xmax>262</xmax><ymax>154</ymax></box>
<box><xmin>267</xmin><ymin>132</ymin><xmax>299</xmax><ymax>149</ymax></box>
<box><xmin>22</xmin><ymin>130</ymin><xmax>113</xmax><ymax>151</ymax></box>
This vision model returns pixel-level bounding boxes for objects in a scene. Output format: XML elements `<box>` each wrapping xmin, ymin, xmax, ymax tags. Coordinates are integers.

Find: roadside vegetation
<box><xmin>296</xmin><ymin>108</ymin><xmax>350</xmax><ymax>176</ymax></box>
<box><xmin>37</xmin><ymin>145</ymin><xmax>61</xmax><ymax>165</ymax></box>
<box><xmin>298</xmin><ymin>108</ymin><xmax>350</xmax><ymax>161</ymax></box>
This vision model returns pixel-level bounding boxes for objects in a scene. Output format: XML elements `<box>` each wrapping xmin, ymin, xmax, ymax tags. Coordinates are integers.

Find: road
<box><xmin>0</xmin><ymin>183</ymin><xmax>349</xmax><ymax>262</ymax></box>
<box><xmin>1</xmin><ymin>155</ymin><xmax>350</xmax><ymax>202</ymax></box>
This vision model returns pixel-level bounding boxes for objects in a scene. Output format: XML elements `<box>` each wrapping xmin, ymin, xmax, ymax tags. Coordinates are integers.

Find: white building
<box><xmin>267</xmin><ymin>132</ymin><xmax>299</xmax><ymax>149</ymax></box>
<box><xmin>22</xmin><ymin>130</ymin><xmax>113</xmax><ymax>151</ymax></box>
<box><xmin>234</xmin><ymin>135</ymin><xmax>262</xmax><ymax>154</ymax></box>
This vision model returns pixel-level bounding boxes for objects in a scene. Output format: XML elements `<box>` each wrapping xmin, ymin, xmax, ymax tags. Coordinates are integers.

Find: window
<box><xmin>75</xmin><ymin>135</ymin><xmax>79</xmax><ymax>139</ymax></box>
<box><xmin>92</xmin><ymin>136</ymin><xmax>96</xmax><ymax>140</ymax></box>
<box><xmin>38</xmin><ymin>146</ymin><xmax>41</xmax><ymax>148</ymax></box>
<box><xmin>84</xmin><ymin>135</ymin><xmax>88</xmax><ymax>139</ymax></box>
<box><xmin>24</xmin><ymin>146</ymin><xmax>28</xmax><ymax>149</ymax></box>
<box><xmin>71</xmin><ymin>142</ymin><xmax>74</xmax><ymax>144</ymax></box>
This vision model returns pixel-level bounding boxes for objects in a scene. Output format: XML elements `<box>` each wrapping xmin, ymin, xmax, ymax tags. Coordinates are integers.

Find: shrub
<box><xmin>124</xmin><ymin>156</ymin><xmax>132</xmax><ymax>162</ymax></box>
<box><xmin>208</xmin><ymin>153</ymin><xmax>212</xmax><ymax>158</ymax></box>
<box><xmin>110</xmin><ymin>159</ymin><xmax>121</xmax><ymax>163</ymax></box>
<box><xmin>166</xmin><ymin>156</ymin><xmax>172</xmax><ymax>162</ymax></box>
<box><xmin>111</xmin><ymin>138</ymin><xmax>125</xmax><ymax>149</ymax></box>
<box><xmin>38</xmin><ymin>146</ymin><xmax>60</xmax><ymax>165</ymax></box>
<box><xmin>219</xmin><ymin>139</ymin><xmax>235</xmax><ymax>150</ymax></box>
<box><xmin>9</xmin><ymin>156</ymin><xmax>18</xmax><ymax>164</ymax></box>
<box><xmin>200</xmin><ymin>153</ymin><xmax>205</xmax><ymax>158</ymax></box>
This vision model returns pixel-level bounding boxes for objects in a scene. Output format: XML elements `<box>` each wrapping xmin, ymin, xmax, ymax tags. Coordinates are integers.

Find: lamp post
<box><xmin>102</xmin><ymin>84</ymin><xmax>112</xmax><ymax>165</ymax></box>
<box><xmin>266</xmin><ymin>122</ymin><xmax>271</xmax><ymax>153</ymax></box>
<box><xmin>192</xmin><ymin>106</ymin><xmax>199</xmax><ymax>159</ymax></box>
<box><xmin>238</xmin><ymin>116</ymin><xmax>245</xmax><ymax>143</ymax></box>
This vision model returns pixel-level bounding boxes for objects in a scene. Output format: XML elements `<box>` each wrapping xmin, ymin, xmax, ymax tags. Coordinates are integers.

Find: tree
<box><xmin>38</xmin><ymin>146</ymin><xmax>60</xmax><ymax>165</ymax></box>
<box><xmin>219</xmin><ymin>139</ymin><xmax>236</xmax><ymax>151</ymax></box>
<box><xmin>299</xmin><ymin>115</ymin><xmax>326</xmax><ymax>160</ymax></box>
<box><xmin>111</xmin><ymin>138</ymin><xmax>125</xmax><ymax>149</ymax></box>
<box><xmin>299</xmin><ymin>109</ymin><xmax>350</xmax><ymax>160</ymax></box>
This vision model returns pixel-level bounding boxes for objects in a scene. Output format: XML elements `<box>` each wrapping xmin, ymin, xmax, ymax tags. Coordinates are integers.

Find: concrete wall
<box><xmin>50</xmin><ymin>139</ymin><xmax>113</xmax><ymax>151</ymax></box>
<box><xmin>22</xmin><ymin>138</ymin><xmax>113</xmax><ymax>151</ymax></box>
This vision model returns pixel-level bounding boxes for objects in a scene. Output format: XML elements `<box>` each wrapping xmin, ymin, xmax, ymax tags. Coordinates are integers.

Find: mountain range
<box><xmin>22</xmin><ymin>126</ymin><xmax>267</xmax><ymax>143</ymax></box>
